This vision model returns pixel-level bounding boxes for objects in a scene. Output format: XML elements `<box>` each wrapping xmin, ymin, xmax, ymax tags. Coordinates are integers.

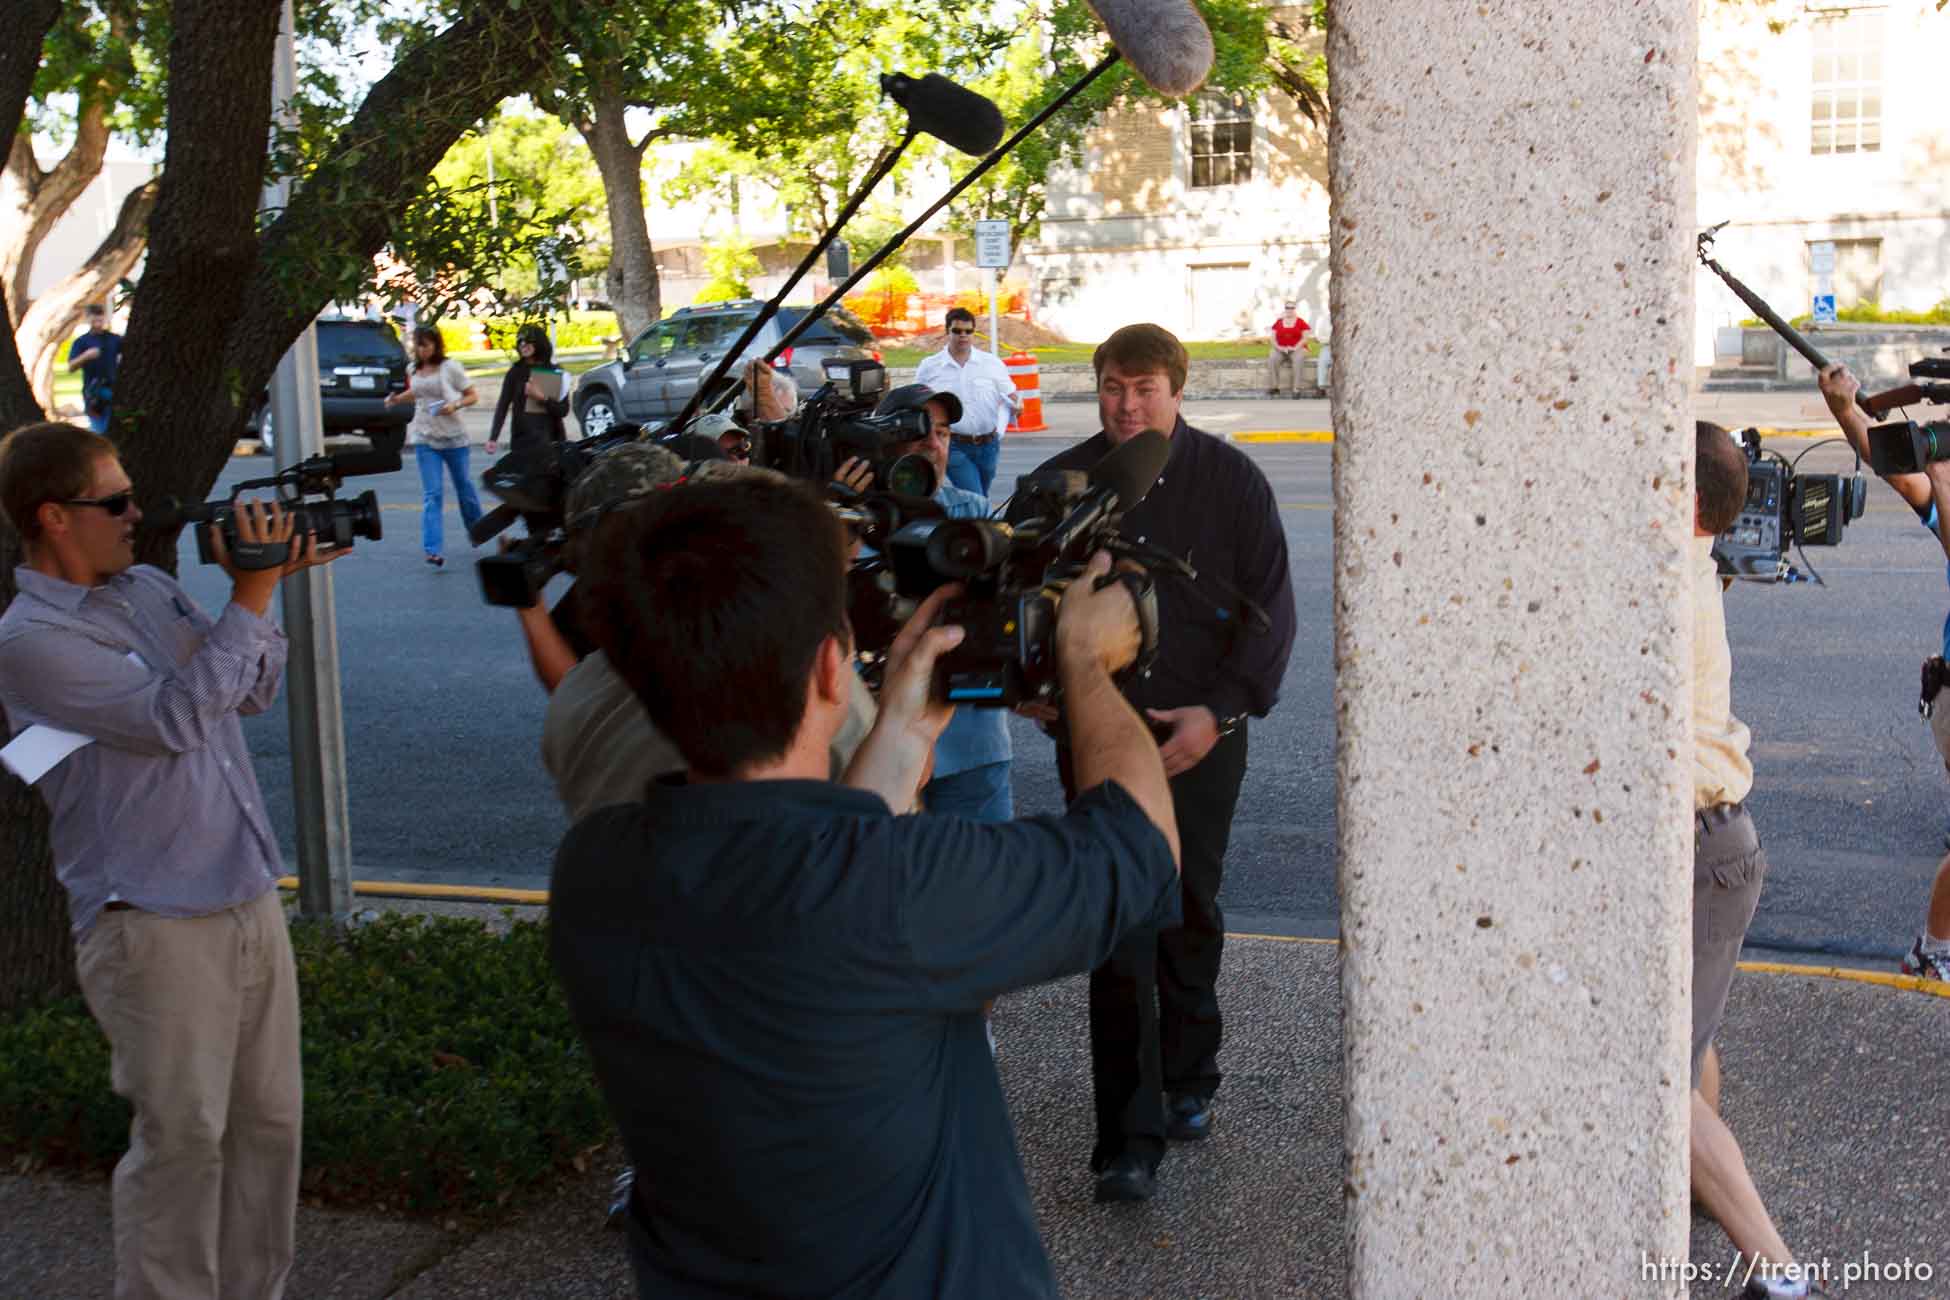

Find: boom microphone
<box><xmin>1083</xmin><ymin>0</ymin><xmax>1215</xmax><ymax>97</ymax></box>
<box><xmin>325</xmin><ymin>446</ymin><xmax>403</xmax><ymax>478</ymax></box>
<box><xmin>879</xmin><ymin>73</ymin><xmax>1006</xmax><ymax>156</ymax></box>
<box><xmin>1045</xmin><ymin>428</ymin><xmax>1171</xmax><ymax>556</ymax></box>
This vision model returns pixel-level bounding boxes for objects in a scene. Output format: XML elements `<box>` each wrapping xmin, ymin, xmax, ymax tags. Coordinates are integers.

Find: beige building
<box><xmin>1027</xmin><ymin>0</ymin><xmax>1950</xmax><ymax>362</ymax></box>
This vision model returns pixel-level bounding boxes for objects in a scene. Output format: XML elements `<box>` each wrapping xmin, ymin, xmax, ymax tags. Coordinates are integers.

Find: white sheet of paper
<box><xmin>1</xmin><ymin>725</ymin><xmax>96</xmax><ymax>784</ymax></box>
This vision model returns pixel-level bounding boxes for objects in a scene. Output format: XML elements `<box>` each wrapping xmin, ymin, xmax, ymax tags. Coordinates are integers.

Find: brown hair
<box><xmin>0</xmin><ymin>422</ymin><xmax>115</xmax><ymax>542</ymax></box>
<box><xmin>1092</xmin><ymin>323</ymin><xmax>1188</xmax><ymax>395</ymax></box>
<box><xmin>411</xmin><ymin>324</ymin><xmax>447</xmax><ymax>366</ymax></box>
<box><xmin>1695</xmin><ymin>422</ymin><xmax>1749</xmax><ymax>535</ymax></box>
<box><xmin>582</xmin><ymin>475</ymin><xmax>850</xmax><ymax>777</ymax></box>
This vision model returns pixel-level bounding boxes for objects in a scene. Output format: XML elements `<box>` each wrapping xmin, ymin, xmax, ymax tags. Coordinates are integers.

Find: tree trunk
<box><xmin>1</xmin><ymin>104</ymin><xmax>115</xmax><ymax>327</ymax></box>
<box><xmin>0</xmin><ymin>531</ymin><xmax>72</xmax><ymax>1014</ymax></box>
<box><xmin>112</xmin><ymin>0</ymin><xmax>285</xmax><ymax>523</ymax></box>
<box><xmin>583</xmin><ymin>92</ymin><xmax>661</xmax><ymax>341</ymax></box>
<box><xmin>0</xmin><ymin>0</ymin><xmax>69</xmax><ymax>1014</ymax></box>
<box><xmin>18</xmin><ymin>177</ymin><xmax>157</xmax><ymax>413</ymax></box>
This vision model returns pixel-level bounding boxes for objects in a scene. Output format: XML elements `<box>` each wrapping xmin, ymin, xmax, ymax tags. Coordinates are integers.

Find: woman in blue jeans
<box><xmin>385</xmin><ymin>326</ymin><xmax>483</xmax><ymax>566</ymax></box>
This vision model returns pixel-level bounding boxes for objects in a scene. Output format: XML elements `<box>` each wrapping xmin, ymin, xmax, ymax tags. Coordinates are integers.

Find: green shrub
<box><xmin>1740</xmin><ymin>298</ymin><xmax>1950</xmax><ymax>329</ymax></box>
<box><xmin>0</xmin><ymin>912</ymin><xmax>609</xmax><ymax>1215</ymax></box>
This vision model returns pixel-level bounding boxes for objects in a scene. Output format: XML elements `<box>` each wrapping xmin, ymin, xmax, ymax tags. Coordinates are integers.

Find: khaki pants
<box><xmin>76</xmin><ymin>890</ymin><xmax>302</xmax><ymax>1300</ymax></box>
<box><xmin>1266</xmin><ymin>345</ymin><xmax>1302</xmax><ymax>395</ymax></box>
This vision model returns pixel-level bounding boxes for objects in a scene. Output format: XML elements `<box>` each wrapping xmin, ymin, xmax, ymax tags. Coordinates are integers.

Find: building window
<box><xmin>1189</xmin><ymin>92</ymin><xmax>1253</xmax><ymax>189</ymax></box>
<box><xmin>1810</xmin><ymin>11</ymin><xmax>1883</xmax><ymax>155</ymax></box>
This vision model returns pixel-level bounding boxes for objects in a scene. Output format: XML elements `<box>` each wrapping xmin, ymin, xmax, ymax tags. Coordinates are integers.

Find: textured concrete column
<box><xmin>1330</xmin><ymin>5</ymin><xmax>1697</xmax><ymax>1295</ymax></box>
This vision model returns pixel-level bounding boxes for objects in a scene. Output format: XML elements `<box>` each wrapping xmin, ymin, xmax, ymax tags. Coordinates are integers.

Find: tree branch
<box><xmin>223</xmin><ymin>4</ymin><xmax>572</xmax><ymax>421</ymax></box>
<box><xmin>16</xmin><ymin>177</ymin><xmax>158</xmax><ymax>411</ymax></box>
<box><xmin>0</xmin><ymin>0</ymin><xmax>63</xmax><ymax>428</ymax></box>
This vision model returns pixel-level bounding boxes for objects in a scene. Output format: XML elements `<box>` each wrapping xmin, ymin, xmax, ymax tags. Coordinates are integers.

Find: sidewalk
<box><xmin>4</xmin><ymin>929</ymin><xmax>1944</xmax><ymax>1299</ymax></box>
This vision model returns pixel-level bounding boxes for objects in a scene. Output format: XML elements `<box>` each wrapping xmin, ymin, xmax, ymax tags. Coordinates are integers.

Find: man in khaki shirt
<box><xmin>1689</xmin><ymin>423</ymin><xmax>1819</xmax><ymax>1300</ymax></box>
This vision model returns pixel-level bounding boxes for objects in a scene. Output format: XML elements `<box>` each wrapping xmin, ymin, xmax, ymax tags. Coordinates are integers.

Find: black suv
<box><xmin>246</xmin><ymin>318</ymin><xmax>411</xmax><ymax>452</ymax></box>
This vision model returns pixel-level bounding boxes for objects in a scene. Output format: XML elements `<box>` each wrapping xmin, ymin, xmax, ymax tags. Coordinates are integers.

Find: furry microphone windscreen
<box><xmin>1083</xmin><ymin>0</ymin><xmax>1215</xmax><ymax>97</ymax></box>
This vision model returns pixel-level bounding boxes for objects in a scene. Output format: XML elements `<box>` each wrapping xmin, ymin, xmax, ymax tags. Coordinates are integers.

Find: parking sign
<box><xmin>974</xmin><ymin>221</ymin><xmax>1012</xmax><ymax>269</ymax></box>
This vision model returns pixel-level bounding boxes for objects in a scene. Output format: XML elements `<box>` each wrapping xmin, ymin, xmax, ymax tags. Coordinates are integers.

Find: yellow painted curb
<box><xmin>277</xmin><ymin>877</ymin><xmax>549</xmax><ymax>906</ymax></box>
<box><xmin>1735</xmin><ymin>958</ymin><xmax>1950</xmax><ymax>999</ymax></box>
<box><xmin>1230</xmin><ymin>430</ymin><xmax>1334</xmax><ymax>443</ymax></box>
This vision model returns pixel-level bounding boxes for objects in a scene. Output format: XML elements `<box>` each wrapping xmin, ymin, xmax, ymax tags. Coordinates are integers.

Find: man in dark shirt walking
<box><xmin>66</xmin><ymin>303</ymin><xmax>122</xmax><ymax>434</ymax></box>
<box><xmin>548</xmin><ymin>472</ymin><xmax>1182</xmax><ymax>1299</ymax></box>
<box><xmin>1027</xmin><ymin>322</ymin><xmax>1297</xmax><ymax>1203</ymax></box>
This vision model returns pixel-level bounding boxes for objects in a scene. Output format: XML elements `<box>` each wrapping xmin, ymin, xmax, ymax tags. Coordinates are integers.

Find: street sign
<box><xmin>827</xmin><ymin>243</ymin><xmax>851</xmax><ymax>279</ymax></box>
<box><xmin>974</xmin><ymin>220</ymin><xmax>1012</xmax><ymax>269</ymax></box>
<box><xmin>1809</xmin><ymin>241</ymin><xmax>1837</xmax><ymax>276</ymax></box>
<box><xmin>1813</xmin><ymin>293</ymin><xmax>1837</xmax><ymax>324</ymax></box>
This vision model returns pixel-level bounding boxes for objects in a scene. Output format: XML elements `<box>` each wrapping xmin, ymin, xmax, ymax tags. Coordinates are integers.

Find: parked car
<box><xmin>246</xmin><ymin>318</ymin><xmax>411</xmax><ymax>453</ymax></box>
<box><xmin>571</xmin><ymin>301</ymin><xmax>879</xmax><ymax>437</ymax></box>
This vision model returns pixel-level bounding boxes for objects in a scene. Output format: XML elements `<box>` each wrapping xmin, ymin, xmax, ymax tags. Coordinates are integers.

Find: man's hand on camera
<box><xmin>1055</xmin><ymin>551</ymin><xmax>1142</xmax><ymax>677</ymax></box>
<box><xmin>1146</xmin><ymin>705</ymin><xmax>1220</xmax><ymax>777</ymax></box>
<box><xmin>833</xmin><ymin>457</ymin><xmax>875</xmax><ymax>497</ymax></box>
<box><xmin>212</xmin><ymin>498</ymin><xmax>340</xmax><ymax>616</ymax></box>
<box><xmin>878</xmin><ymin>583</ymin><xmax>966</xmax><ymax>745</ymax></box>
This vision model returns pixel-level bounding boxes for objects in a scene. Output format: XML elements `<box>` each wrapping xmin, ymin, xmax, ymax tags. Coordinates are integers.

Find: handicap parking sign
<box><xmin>1812</xmin><ymin>293</ymin><xmax>1837</xmax><ymax>324</ymax></box>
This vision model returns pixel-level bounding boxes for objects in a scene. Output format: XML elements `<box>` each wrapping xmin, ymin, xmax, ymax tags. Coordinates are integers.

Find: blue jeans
<box><xmin>947</xmin><ymin>437</ymin><xmax>999</xmax><ymax>497</ymax></box>
<box><xmin>87</xmin><ymin>407</ymin><xmax>110</xmax><ymax>435</ymax></box>
<box><xmin>416</xmin><ymin>443</ymin><xmax>484</xmax><ymax>558</ymax></box>
<box><xmin>924</xmin><ymin>760</ymin><xmax>1013</xmax><ymax>822</ymax></box>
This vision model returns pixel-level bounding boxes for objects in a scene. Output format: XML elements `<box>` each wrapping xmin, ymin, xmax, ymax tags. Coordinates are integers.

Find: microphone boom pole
<box><xmin>708</xmin><ymin>51</ymin><xmax>1127</xmax><ymax>415</ymax></box>
<box><xmin>1697</xmin><ymin>225</ymin><xmax>1874</xmax><ymax>417</ymax></box>
<box><xmin>668</xmin><ymin>133</ymin><xmax>918</xmax><ymax>434</ymax></box>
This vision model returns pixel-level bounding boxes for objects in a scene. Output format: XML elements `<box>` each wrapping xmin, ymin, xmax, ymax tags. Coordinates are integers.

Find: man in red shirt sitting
<box><xmin>1267</xmin><ymin>302</ymin><xmax>1311</xmax><ymax>398</ymax></box>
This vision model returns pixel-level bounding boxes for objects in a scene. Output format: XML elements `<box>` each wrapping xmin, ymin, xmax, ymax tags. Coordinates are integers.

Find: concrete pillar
<box><xmin>1330</xmin><ymin>5</ymin><xmax>1697</xmax><ymax>1295</ymax></box>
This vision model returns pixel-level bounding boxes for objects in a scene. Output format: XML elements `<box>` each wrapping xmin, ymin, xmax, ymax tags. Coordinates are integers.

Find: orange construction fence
<box><xmin>1005</xmin><ymin>350</ymin><xmax>1046</xmax><ymax>433</ymax></box>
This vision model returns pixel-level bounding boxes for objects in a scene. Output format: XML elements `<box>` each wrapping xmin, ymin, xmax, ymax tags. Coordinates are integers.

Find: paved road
<box><xmin>185</xmin><ymin>396</ymin><xmax>1946</xmax><ymax>963</ymax></box>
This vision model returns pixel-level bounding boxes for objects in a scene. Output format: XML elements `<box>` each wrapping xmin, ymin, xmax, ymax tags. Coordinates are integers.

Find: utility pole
<box><xmin>264</xmin><ymin>0</ymin><xmax>354</xmax><ymax>921</ymax></box>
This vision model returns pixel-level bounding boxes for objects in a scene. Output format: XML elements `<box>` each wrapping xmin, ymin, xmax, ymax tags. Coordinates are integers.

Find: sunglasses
<box><xmin>948</xmin><ymin>327</ymin><xmax>975</xmax><ymax>336</ymax></box>
<box><xmin>62</xmin><ymin>491</ymin><xmax>135</xmax><ymax>517</ymax></box>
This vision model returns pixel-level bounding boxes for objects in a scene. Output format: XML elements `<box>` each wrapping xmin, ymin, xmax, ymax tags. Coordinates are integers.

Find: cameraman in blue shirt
<box><xmin>842</xmin><ymin>383</ymin><xmax>1014</xmax><ymax>823</ymax></box>
<box><xmin>1821</xmin><ymin>361</ymin><xmax>1950</xmax><ymax>982</ymax></box>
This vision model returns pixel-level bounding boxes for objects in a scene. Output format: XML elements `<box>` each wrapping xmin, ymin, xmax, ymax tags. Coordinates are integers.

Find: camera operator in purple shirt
<box><xmin>0</xmin><ymin>420</ymin><xmax>338</xmax><ymax>1299</ymax></box>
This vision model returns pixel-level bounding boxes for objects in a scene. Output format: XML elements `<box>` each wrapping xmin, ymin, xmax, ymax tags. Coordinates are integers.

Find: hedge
<box><xmin>0</xmin><ymin>911</ymin><xmax>611</xmax><ymax>1215</ymax></box>
<box><xmin>433</xmin><ymin>312</ymin><xmax>622</xmax><ymax>357</ymax></box>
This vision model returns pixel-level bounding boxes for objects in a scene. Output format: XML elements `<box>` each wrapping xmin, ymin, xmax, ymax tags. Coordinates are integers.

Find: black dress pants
<box><xmin>1062</xmin><ymin>723</ymin><xmax>1248</xmax><ymax>1171</ymax></box>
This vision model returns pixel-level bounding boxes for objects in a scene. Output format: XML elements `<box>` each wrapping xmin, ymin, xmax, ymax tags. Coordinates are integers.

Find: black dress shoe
<box><xmin>1165</xmin><ymin>1093</ymin><xmax>1213</xmax><ymax>1141</ymax></box>
<box><xmin>1092</xmin><ymin>1152</ymin><xmax>1157</xmax><ymax>1203</ymax></box>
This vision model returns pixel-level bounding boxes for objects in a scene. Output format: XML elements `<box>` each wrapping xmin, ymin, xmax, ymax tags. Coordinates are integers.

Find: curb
<box><xmin>278</xmin><ymin>881</ymin><xmax>1949</xmax><ymax>1000</ymax></box>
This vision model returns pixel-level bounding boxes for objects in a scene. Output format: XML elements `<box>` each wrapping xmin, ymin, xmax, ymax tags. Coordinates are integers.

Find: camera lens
<box><xmin>885</xmin><ymin>453</ymin><xmax>937</xmax><ymax>498</ymax></box>
<box><xmin>926</xmin><ymin>520</ymin><xmax>1011</xmax><ymax>579</ymax></box>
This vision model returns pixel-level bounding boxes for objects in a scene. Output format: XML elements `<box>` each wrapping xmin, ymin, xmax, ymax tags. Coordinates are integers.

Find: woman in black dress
<box><xmin>487</xmin><ymin>324</ymin><xmax>570</xmax><ymax>457</ymax></box>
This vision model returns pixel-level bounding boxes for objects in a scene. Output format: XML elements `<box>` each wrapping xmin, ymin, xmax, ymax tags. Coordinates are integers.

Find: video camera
<box><xmin>160</xmin><ymin>448</ymin><xmax>393</xmax><ymax>571</ymax></box>
<box><xmin>470</xmin><ymin>429</ymin><xmax>641</xmax><ymax>608</ymax></box>
<box><xmin>1713</xmin><ymin>427</ymin><xmax>1865</xmax><ymax>582</ymax></box>
<box><xmin>1865</xmin><ymin>356</ymin><xmax>1950</xmax><ymax>476</ymax></box>
<box><xmin>851</xmin><ymin>431</ymin><xmax>1179</xmax><ymax>707</ymax></box>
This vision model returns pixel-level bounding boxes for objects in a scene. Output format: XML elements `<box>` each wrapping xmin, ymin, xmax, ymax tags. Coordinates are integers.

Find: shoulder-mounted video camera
<box><xmin>157</xmin><ymin>447</ymin><xmax>394</xmax><ymax>571</ymax></box>
<box><xmin>469</xmin><ymin>428</ymin><xmax>641</xmax><ymax>607</ymax></box>
<box><xmin>1864</xmin><ymin>356</ymin><xmax>1950</xmax><ymax>477</ymax></box>
<box><xmin>1713</xmin><ymin>428</ymin><xmax>1865</xmax><ymax>583</ymax></box>
<box><xmin>849</xmin><ymin>431</ymin><xmax>1185</xmax><ymax>707</ymax></box>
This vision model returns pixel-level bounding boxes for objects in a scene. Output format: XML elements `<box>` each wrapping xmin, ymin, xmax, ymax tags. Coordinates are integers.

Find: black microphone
<box><xmin>1083</xmin><ymin>0</ymin><xmax>1215</xmax><ymax>96</ymax></box>
<box><xmin>1045</xmin><ymin>428</ymin><xmax>1171</xmax><ymax>556</ymax></box>
<box><xmin>880</xmin><ymin>73</ymin><xmax>1006</xmax><ymax>156</ymax></box>
<box><xmin>326</xmin><ymin>446</ymin><xmax>403</xmax><ymax>478</ymax></box>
